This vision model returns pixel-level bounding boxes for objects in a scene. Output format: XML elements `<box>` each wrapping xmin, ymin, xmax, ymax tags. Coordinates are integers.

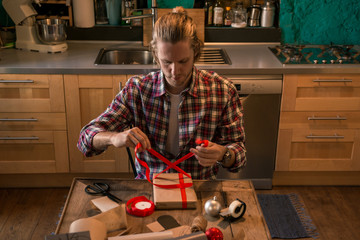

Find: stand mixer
<box><xmin>2</xmin><ymin>0</ymin><xmax>67</xmax><ymax>53</ymax></box>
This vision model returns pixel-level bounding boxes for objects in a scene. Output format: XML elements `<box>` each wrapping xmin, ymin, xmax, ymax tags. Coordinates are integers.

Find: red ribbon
<box><xmin>126</xmin><ymin>196</ymin><xmax>155</xmax><ymax>217</ymax></box>
<box><xmin>134</xmin><ymin>140</ymin><xmax>208</xmax><ymax>208</ymax></box>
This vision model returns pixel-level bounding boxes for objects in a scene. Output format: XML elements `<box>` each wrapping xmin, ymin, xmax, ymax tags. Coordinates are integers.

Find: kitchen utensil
<box><xmin>106</xmin><ymin>0</ymin><xmax>122</xmax><ymax>25</ymax></box>
<box><xmin>95</xmin><ymin>0</ymin><xmax>109</xmax><ymax>25</ymax></box>
<box><xmin>84</xmin><ymin>182</ymin><xmax>122</xmax><ymax>203</ymax></box>
<box><xmin>2</xmin><ymin>0</ymin><xmax>67</xmax><ymax>53</ymax></box>
<box><xmin>35</xmin><ymin>18</ymin><xmax>67</xmax><ymax>44</ymax></box>
<box><xmin>248</xmin><ymin>4</ymin><xmax>261</xmax><ymax>27</ymax></box>
<box><xmin>261</xmin><ymin>0</ymin><xmax>275</xmax><ymax>27</ymax></box>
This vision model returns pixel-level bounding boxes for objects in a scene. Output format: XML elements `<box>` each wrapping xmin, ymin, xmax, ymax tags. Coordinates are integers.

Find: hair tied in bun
<box><xmin>172</xmin><ymin>6</ymin><xmax>187</xmax><ymax>14</ymax></box>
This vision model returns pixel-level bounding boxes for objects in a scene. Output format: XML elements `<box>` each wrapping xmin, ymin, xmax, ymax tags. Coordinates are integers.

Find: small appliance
<box><xmin>2</xmin><ymin>0</ymin><xmax>67</xmax><ymax>53</ymax></box>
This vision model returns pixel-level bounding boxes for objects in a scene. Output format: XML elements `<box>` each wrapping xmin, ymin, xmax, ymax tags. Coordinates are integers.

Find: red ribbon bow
<box><xmin>134</xmin><ymin>139</ymin><xmax>208</xmax><ymax>208</ymax></box>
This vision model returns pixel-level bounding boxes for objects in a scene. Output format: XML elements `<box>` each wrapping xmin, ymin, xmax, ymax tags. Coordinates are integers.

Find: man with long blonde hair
<box><xmin>78</xmin><ymin>7</ymin><xmax>246</xmax><ymax>180</ymax></box>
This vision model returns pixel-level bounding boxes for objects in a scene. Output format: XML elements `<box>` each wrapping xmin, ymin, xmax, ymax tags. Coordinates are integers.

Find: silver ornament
<box><xmin>204</xmin><ymin>196</ymin><xmax>222</xmax><ymax>217</ymax></box>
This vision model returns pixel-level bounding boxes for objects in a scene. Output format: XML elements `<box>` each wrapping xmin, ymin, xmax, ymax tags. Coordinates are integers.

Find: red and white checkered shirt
<box><xmin>77</xmin><ymin>67</ymin><xmax>246</xmax><ymax>180</ymax></box>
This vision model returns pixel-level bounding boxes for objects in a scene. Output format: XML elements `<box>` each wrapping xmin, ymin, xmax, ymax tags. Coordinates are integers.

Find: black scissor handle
<box><xmin>85</xmin><ymin>182</ymin><xmax>109</xmax><ymax>195</ymax></box>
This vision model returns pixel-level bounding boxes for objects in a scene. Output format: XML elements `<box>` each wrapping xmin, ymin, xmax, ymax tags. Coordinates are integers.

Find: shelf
<box><xmin>66</xmin><ymin>26</ymin><xmax>282</xmax><ymax>43</ymax></box>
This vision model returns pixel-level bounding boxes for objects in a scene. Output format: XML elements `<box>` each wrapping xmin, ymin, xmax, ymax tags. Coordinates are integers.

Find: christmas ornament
<box><xmin>205</xmin><ymin>227</ymin><xmax>223</xmax><ymax>240</ymax></box>
<box><xmin>204</xmin><ymin>196</ymin><xmax>222</xmax><ymax>217</ymax></box>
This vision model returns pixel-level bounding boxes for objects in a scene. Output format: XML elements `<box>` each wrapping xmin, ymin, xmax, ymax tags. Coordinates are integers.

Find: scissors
<box><xmin>84</xmin><ymin>182</ymin><xmax>122</xmax><ymax>204</ymax></box>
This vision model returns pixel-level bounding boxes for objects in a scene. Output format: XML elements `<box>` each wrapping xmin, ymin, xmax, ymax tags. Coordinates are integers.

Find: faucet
<box><xmin>122</xmin><ymin>0</ymin><xmax>157</xmax><ymax>27</ymax></box>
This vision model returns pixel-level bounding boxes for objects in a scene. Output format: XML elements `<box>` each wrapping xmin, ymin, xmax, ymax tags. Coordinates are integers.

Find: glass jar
<box><xmin>231</xmin><ymin>3</ymin><xmax>247</xmax><ymax>28</ymax></box>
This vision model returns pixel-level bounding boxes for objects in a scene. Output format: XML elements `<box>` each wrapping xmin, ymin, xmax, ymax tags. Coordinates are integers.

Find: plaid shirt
<box><xmin>77</xmin><ymin>67</ymin><xmax>246</xmax><ymax>180</ymax></box>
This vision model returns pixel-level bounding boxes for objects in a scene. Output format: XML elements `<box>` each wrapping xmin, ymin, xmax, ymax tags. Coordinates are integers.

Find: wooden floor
<box><xmin>0</xmin><ymin>186</ymin><xmax>359</xmax><ymax>240</ymax></box>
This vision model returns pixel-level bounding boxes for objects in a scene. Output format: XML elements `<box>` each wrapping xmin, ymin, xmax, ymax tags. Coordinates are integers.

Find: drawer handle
<box><xmin>0</xmin><ymin>79</ymin><xmax>34</xmax><ymax>83</ymax></box>
<box><xmin>306</xmin><ymin>133</ymin><xmax>344</xmax><ymax>139</ymax></box>
<box><xmin>0</xmin><ymin>136</ymin><xmax>39</xmax><ymax>140</ymax></box>
<box><xmin>0</xmin><ymin>118</ymin><xmax>38</xmax><ymax>122</ymax></box>
<box><xmin>307</xmin><ymin>115</ymin><xmax>347</xmax><ymax>121</ymax></box>
<box><xmin>312</xmin><ymin>79</ymin><xmax>352</xmax><ymax>83</ymax></box>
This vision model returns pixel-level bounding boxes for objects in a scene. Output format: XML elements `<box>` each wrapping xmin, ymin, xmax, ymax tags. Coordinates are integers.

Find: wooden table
<box><xmin>56</xmin><ymin>178</ymin><xmax>271</xmax><ymax>240</ymax></box>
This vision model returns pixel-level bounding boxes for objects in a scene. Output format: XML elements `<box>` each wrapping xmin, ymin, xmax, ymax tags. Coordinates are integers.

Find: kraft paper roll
<box><xmin>73</xmin><ymin>0</ymin><xmax>95</xmax><ymax>28</ymax></box>
<box><xmin>69</xmin><ymin>218</ymin><xmax>107</xmax><ymax>240</ymax></box>
<box><xmin>108</xmin><ymin>230</ymin><xmax>174</xmax><ymax>240</ymax></box>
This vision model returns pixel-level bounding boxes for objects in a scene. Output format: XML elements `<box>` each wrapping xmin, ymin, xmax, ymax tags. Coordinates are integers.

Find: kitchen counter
<box><xmin>1</xmin><ymin>41</ymin><xmax>360</xmax><ymax>75</ymax></box>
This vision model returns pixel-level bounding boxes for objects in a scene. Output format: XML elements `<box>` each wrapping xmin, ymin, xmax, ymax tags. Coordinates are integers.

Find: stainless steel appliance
<box><xmin>2</xmin><ymin>0</ymin><xmax>67</xmax><ymax>53</ymax></box>
<box><xmin>217</xmin><ymin>75</ymin><xmax>283</xmax><ymax>190</ymax></box>
<box><xmin>269</xmin><ymin>44</ymin><xmax>360</xmax><ymax>65</ymax></box>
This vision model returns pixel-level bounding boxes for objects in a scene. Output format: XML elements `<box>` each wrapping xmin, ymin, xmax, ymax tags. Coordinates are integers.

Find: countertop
<box><xmin>1</xmin><ymin>41</ymin><xmax>360</xmax><ymax>75</ymax></box>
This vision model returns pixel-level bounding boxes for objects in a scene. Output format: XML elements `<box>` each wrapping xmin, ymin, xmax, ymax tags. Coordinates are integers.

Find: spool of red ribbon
<box><xmin>126</xmin><ymin>196</ymin><xmax>155</xmax><ymax>217</ymax></box>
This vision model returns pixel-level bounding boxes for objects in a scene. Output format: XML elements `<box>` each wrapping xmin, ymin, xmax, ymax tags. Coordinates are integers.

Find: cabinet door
<box><xmin>276</xmin><ymin>128</ymin><xmax>360</xmax><ymax>171</ymax></box>
<box><xmin>0</xmin><ymin>74</ymin><xmax>65</xmax><ymax>112</ymax></box>
<box><xmin>0</xmin><ymin>131</ymin><xmax>69</xmax><ymax>173</ymax></box>
<box><xmin>281</xmin><ymin>74</ymin><xmax>360</xmax><ymax>111</ymax></box>
<box><xmin>0</xmin><ymin>74</ymin><xmax>68</xmax><ymax>174</ymax></box>
<box><xmin>64</xmin><ymin>75</ymin><xmax>130</xmax><ymax>173</ymax></box>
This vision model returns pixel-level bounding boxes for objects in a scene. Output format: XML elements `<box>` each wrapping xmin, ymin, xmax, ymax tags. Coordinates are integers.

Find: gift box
<box><xmin>153</xmin><ymin>173</ymin><xmax>197</xmax><ymax>209</ymax></box>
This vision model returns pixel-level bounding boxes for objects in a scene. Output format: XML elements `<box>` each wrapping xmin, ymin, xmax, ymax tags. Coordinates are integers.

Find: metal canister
<box><xmin>261</xmin><ymin>0</ymin><xmax>276</xmax><ymax>27</ymax></box>
<box><xmin>248</xmin><ymin>4</ymin><xmax>261</xmax><ymax>27</ymax></box>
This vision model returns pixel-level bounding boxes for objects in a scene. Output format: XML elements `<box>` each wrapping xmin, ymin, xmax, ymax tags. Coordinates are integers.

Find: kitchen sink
<box><xmin>94</xmin><ymin>48</ymin><xmax>154</xmax><ymax>65</ymax></box>
<box><xmin>94</xmin><ymin>48</ymin><xmax>231</xmax><ymax>65</ymax></box>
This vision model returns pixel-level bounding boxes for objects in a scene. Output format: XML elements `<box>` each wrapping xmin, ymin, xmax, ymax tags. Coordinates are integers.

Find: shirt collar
<box><xmin>153</xmin><ymin>67</ymin><xmax>200</xmax><ymax>98</ymax></box>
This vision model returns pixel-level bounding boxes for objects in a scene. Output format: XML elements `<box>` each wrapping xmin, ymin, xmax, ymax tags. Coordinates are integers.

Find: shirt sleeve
<box><xmin>77</xmin><ymin>84</ymin><xmax>133</xmax><ymax>157</ymax></box>
<box><xmin>216</xmin><ymin>80</ymin><xmax>247</xmax><ymax>172</ymax></box>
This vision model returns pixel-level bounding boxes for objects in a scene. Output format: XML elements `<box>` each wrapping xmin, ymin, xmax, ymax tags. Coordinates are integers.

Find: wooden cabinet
<box><xmin>276</xmin><ymin>74</ymin><xmax>360</xmax><ymax>172</ymax></box>
<box><xmin>0</xmin><ymin>74</ymin><xmax>69</xmax><ymax>173</ymax></box>
<box><xmin>64</xmin><ymin>74</ymin><xmax>133</xmax><ymax>173</ymax></box>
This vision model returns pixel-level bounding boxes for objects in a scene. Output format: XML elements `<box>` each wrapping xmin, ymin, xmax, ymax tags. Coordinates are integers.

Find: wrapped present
<box><xmin>153</xmin><ymin>173</ymin><xmax>197</xmax><ymax>209</ymax></box>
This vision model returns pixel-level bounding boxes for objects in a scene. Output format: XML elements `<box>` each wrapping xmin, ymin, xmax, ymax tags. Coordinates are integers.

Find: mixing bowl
<box><xmin>36</xmin><ymin>18</ymin><xmax>67</xmax><ymax>44</ymax></box>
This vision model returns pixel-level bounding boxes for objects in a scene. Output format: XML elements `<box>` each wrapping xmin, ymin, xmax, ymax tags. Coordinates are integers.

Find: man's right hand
<box><xmin>93</xmin><ymin>127</ymin><xmax>151</xmax><ymax>152</ymax></box>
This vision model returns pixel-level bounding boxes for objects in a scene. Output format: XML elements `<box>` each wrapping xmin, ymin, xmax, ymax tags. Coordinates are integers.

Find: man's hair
<box><xmin>150</xmin><ymin>7</ymin><xmax>204</xmax><ymax>64</ymax></box>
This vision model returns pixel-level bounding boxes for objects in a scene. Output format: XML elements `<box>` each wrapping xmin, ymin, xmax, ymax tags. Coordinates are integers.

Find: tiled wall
<box><xmin>280</xmin><ymin>0</ymin><xmax>360</xmax><ymax>45</ymax></box>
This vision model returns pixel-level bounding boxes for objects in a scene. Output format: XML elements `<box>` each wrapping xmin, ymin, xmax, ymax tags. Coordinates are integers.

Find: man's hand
<box><xmin>190</xmin><ymin>141</ymin><xmax>233</xmax><ymax>167</ymax></box>
<box><xmin>93</xmin><ymin>127</ymin><xmax>151</xmax><ymax>152</ymax></box>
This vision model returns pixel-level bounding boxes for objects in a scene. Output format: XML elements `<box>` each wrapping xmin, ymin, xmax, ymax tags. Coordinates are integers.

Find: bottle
<box><xmin>213</xmin><ymin>0</ymin><xmax>224</xmax><ymax>27</ymax></box>
<box><xmin>261</xmin><ymin>0</ymin><xmax>276</xmax><ymax>27</ymax></box>
<box><xmin>224</xmin><ymin>6</ymin><xmax>232</xmax><ymax>27</ymax></box>
<box><xmin>204</xmin><ymin>0</ymin><xmax>214</xmax><ymax>26</ymax></box>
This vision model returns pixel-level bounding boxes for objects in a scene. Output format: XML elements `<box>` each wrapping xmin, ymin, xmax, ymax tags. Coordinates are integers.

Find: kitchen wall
<box><xmin>280</xmin><ymin>0</ymin><xmax>360</xmax><ymax>45</ymax></box>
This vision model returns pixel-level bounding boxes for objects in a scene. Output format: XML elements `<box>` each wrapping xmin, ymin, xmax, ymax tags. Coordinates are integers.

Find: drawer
<box><xmin>276</xmin><ymin>128</ymin><xmax>360</xmax><ymax>172</ymax></box>
<box><xmin>279</xmin><ymin>111</ymin><xmax>360</xmax><ymax>129</ymax></box>
<box><xmin>282</xmin><ymin>74</ymin><xmax>360</xmax><ymax>111</ymax></box>
<box><xmin>0</xmin><ymin>130</ymin><xmax>69</xmax><ymax>173</ymax></box>
<box><xmin>0</xmin><ymin>113</ymin><xmax>66</xmax><ymax>131</ymax></box>
<box><xmin>0</xmin><ymin>74</ymin><xmax>65</xmax><ymax>113</ymax></box>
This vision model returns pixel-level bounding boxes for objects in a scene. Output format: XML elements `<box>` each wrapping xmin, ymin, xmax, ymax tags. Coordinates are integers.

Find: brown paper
<box><xmin>153</xmin><ymin>173</ymin><xmax>197</xmax><ymax>209</ymax></box>
<box><xmin>69</xmin><ymin>218</ymin><xmax>107</xmax><ymax>240</ymax></box>
<box><xmin>91</xmin><ymin>196</ymin><xmax>120</xmax><ymax>212</ymax></box>
<box><xmin>90</xmin><ymin>204</ymin><xmax>128</xmax><ymax>231</ymax></box>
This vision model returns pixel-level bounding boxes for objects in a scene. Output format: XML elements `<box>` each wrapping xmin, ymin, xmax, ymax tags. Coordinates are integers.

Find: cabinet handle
<box><xmin>0</xmin><ymin>136</ymin><xmax>39</xmax><ymax>140</ymax></box>
<box><xmin>306</xmin><ymin>133</ymin><xmax>344</xmax><ymax>139</ymax></box>
<box><xmin>0</xmin><ymin>118</ymin><xmax>38</xmax><ymax>122</ymax></box>
<box><xmin>307</xmin><ymin>115</ymin><xmax>347</xmax><ymax>121</ymax></box>
<box><xmin>312</xmin><ymin>79</ymin><xmax>352</xmax><ymax>83</ymax></box>
<box><xmin>0</xmin><ymin>79</ymin><xmax>34</xmax><ymax>83</ymax></box>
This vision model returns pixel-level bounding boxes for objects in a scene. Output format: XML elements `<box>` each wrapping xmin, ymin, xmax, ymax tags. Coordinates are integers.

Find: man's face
<box><xmin>156</xmin><ymin>40</ymin><xmax>195</xmax><ymax>94</ymax></box>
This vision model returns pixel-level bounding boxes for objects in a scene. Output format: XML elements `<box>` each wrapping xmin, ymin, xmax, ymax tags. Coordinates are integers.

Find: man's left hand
<box><xmin>190</xmin><ymin>141</ymin><xmax>228</xmax><ymax>167</ymax></box>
